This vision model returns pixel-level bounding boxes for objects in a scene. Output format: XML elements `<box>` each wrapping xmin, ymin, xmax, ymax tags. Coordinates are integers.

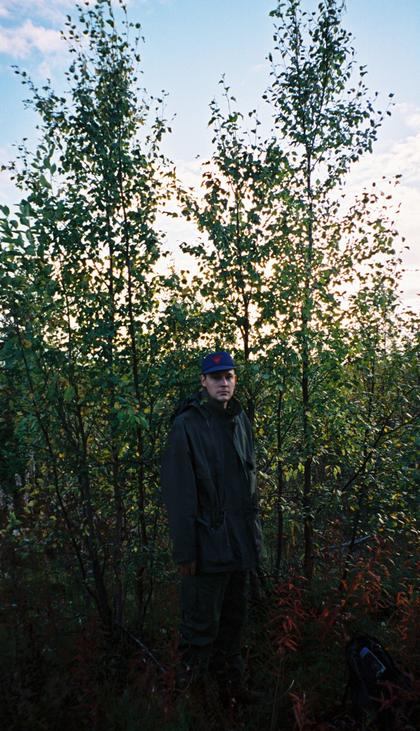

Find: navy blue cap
<box><xmin>201</xmin><ymin>351</ymin><xmax>236</xmax><ymax>375</ymax></box>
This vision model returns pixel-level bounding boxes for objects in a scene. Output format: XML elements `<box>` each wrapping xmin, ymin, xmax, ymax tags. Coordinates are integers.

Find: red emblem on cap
<box><xmin>212</xmin><ymin>354</ymin><xmax>222</xmax><ymax>363</ymax></box>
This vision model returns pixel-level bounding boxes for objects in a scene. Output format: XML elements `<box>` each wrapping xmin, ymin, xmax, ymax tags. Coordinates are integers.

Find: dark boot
<box><xmin>210</xmin><ymin>650</ymin><xmax>260</xmax><ymax>706</ymax></box>
<box><xmin>183</xmin><ymin>674</ymin><xmax>230</xmax><ymax>730</ymax></box>
<box><xmin>220</xmin><ymin>678</ymin><xmax>263</xmax><ymax>706</ymax></box>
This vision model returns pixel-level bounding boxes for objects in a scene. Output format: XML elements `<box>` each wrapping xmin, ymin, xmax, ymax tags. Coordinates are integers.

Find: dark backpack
<box><xmin>345</xmin><ymin>635</ymin><xmax>411</xmax><ymax>729</ymax></box>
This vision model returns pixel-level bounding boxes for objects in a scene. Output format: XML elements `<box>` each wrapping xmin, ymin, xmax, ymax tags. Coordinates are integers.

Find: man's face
<box><xmin>201</xmin><ymin>369</ymin><xmax>236</xmax><ymax>406</ymax></box>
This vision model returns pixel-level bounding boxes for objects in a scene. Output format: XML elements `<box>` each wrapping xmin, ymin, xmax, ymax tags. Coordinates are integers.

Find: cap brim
<box><xmin>202</xmin><ymin>364</ymin><xmax>237</xmax><ymax>374</ymax></box>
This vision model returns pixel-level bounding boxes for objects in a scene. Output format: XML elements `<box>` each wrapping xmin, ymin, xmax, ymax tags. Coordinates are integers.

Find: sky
<box><xmin>0</xmin><ymin>0</ymin><xmax>419</xmax><ymax>309</ymax></box>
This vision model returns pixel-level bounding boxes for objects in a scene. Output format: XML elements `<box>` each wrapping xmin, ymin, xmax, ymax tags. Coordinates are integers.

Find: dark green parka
<box><xmin>161</xmin><ymin>391</ymin><xmax>262</xmax><ymax>573</ymax></box>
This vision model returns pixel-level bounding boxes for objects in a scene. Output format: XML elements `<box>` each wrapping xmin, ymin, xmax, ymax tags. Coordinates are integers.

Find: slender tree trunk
<box><xmin>116</xmin><ymin>139</ymin><xmax>148</xmax><ymax>623</ymax></box>
<box><xmin>233</xmin><ymin>187</ymin><xmax>256</xmax><ymax>422</ymax></box>
<box><xmin>340</xmin><ymin>358</ymin><xmax>376</xmax><ymax>587</ymax></box>
<box><xmin>302</xmin><ymin>160</ymin><xmax>315</xmax><ymax>582</ymax></box>
<box><xmin>77</xmin><ymin>456</ymin><xmax>112</xmax><ymax>628</ymax></box>
<box><xmin>301</xmin><ymin>331</ymin><xmax>313</xmax><ymax>581</ymax></box>
<box><xmin>302</xmin><ymin>354</ymin><xmax>314</xmax><ymax>581</ymax></box>
<box><xmin>106</xmin><ymin>221</ymin><xmax>124</xmax><ymax>626</ymax></box>
<box><xmin>275</xmin><ymin>385</ymin><xmax>285</xmax><ymax>575</ymax></box>
<box><xmin>63</xmin><ymin>294</ymin><xmax>112</xmax><ymax>629</ymax></box>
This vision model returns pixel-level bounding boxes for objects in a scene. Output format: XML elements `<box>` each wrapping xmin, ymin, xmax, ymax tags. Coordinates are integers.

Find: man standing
<box><xmin>161</xmin><ymin>350</ymin><xmax>261</xmax><ymax>698</ymax></box>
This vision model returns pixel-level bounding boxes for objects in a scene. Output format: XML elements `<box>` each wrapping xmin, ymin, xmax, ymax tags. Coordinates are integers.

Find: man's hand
<box><xmin>178</xmin><ymin>561</ymin><xmax>197</xmax><ymax>576</ymax></box>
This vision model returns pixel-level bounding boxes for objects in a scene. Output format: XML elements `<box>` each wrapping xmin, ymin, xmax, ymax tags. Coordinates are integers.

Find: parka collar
<box><xmin>199</xmin><ymin>390</ymin><xmax>242</xmax><ymax>418</ymax></box>
<box><xmin>171</xmin><ymin>389</ymin><xmax>242</xmax><ymax>422</ymax></box>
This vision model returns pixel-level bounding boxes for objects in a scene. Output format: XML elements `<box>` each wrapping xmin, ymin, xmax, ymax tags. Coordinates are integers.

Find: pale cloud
<box><xmin>136</xmin><ymin>0</ymin><xmax>175</xmax><ymax>6</ymax></box>
<box><xmin>35</xmin><ymin>57</ymin><xmax>54</xmax><ymax>79</ymax></box>
<box><xmin>402</xmin><ymin>270</ymin><xmax>419</xmax><ymax>310</ymax></box>
<box><xmin>157</xmin><ymin>158</ymin><xmax>201</xmax><ymax>262</ymax></box>
<box><xmin>396</xmin><ymin>102</ymin><xmax>420</xmax><ymax>131</ymax></box>
<box><xmin>344</xmin><ymin>117</ymin><xmax>420</xmax><ymax>310</ymax></box>
<box><xmin>176</xmin><ymin>158</ymin><xmax>203</xmax><ymax>191</ymax></box>
<box><xmin>347</xmin><ymin>132</ymin><xmax>420</xmax><ymax>247</ymax></box>
<box><xmin>348</xmin><ymin>132</ymin><xmax>420</xmax><ymax>191</ymax></box>
<box><xmin>0</xmin><ymin>0</ymin><xmax>159</xmax><ymax>24</ymax></box>
<box><xmin>0</xmin><ymin>171</ymin><xmax>17</xmax><ymax>208</ymax></box>
<box><xmin>0</xmin><ymin>19</ymin><xmax>63</xmax><ymax>59</ymax></box>
<box><xmin>0</xmin><ymin>146</ymin><xmax>19</xmax><ymax>207</ymax></box>
<box><xmin>0</xmin><ymin>1</ymin><xmax>79</xmax><ymax>24</ymax></box>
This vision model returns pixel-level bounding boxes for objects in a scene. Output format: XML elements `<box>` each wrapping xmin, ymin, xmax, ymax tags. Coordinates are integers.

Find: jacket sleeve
<box><xmin>244</xmin><ymin>414</ymin><xmax>263</xmax><ymax>560</ymax></box>
<box><xmin>161</xmin><ymin>417</ymin><xmax>198</xmax><ymax>565</ymax></box>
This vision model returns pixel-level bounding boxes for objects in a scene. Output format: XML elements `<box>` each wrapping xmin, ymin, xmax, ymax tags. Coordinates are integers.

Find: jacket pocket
<box><xmin>246</xmin><ymin>459</ymin><xmax>257</xmax><ymax>495</ymax></box>
<box><xmin>196</xmin><ymin>515</ymin><xmax>235</xmax><ymax>567</ymax></box>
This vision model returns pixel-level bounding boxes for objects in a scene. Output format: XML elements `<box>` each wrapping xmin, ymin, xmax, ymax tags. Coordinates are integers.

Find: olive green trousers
<box><xmin>179</xmin><ymin>570</ymin><xmax>249</xmax><ymax>680</ymax></box>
